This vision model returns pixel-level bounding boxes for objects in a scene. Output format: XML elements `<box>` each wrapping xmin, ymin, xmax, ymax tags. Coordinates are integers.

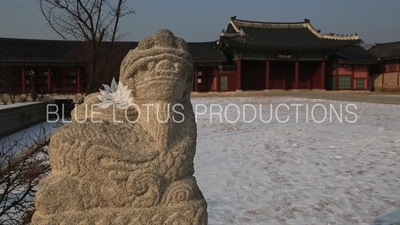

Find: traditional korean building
<box><xmin>0</xmin><ymin>38</ymin><xmax>85</xmax><ymax>95</ymax></box>
<box><xmin>368</xmin><ymin>41</ymin><xmax>400</xmax><ymax>90</ymax></box>
<box><xmin>0</xmin><ymin>38</ymin><xmax>225</xmax><ymax>94</ymax></box>
<box><xmin>0</xmin><ymin>16</ymin><xmax>382</xmax><ymax>95</ymax></box>
<box><xmin>189</xmin><ymin>42</ymin><xmax>227</xmax><ymax>92</ymax></box>
<box><xmin>328</xmin><ymin>45</ymin><xmax>379</xmax><ymax>90</ymax></box>
<box><xmin>216</xmin><ymin>16</ymin><xmax>378</xmax><ymax>91</ymax></box>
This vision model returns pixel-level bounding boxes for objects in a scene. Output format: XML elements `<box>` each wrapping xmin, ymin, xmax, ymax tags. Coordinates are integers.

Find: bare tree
<box><xmin>39</xmin><ymin>0</ymin><xmax>135</xmax><ymax>94</ymax></box>
<box><xmin>0</xmin><ymin>126</ymin><xmax>56</xmax><ymax>224</ymax></box>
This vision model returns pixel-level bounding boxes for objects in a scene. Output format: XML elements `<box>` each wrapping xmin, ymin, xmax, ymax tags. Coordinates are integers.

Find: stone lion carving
<box><xmin>31</xmin><ymin>29</ymin><xmax>208</xmax><ymax>225</ymax></box>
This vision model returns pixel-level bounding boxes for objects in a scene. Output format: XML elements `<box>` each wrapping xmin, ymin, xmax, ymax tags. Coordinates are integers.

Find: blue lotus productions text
<box><xmin>194</xmin><ymin>103</ymin><xmax>358</xmax><ymax>124</ymax></box>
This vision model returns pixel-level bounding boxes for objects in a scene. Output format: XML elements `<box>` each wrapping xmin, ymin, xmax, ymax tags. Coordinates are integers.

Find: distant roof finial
<box><xmin>355</xmin><ymin>32</ymin><xmax>358</xmax><ymax>36</ymax></box>
<box><xmin>317</xmin><ymin>29</ymin><xmax>321</xmax><ymax>33</ymax></box>
<box><xmin>304</xmin><ymin>18</ymin><xmax>310</xmax><ymax>23</ymax></box>
<box><xmin>231</xmin><ymin>16</ymin><xmax>237</xmax><ymax>20</ymax></box>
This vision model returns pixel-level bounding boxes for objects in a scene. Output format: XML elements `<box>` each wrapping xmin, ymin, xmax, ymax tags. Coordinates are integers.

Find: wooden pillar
<box><xmin>216</xmin><ymin>65</ymin><xmax>220</xmax><ymax>92</ymax></box>
<box><xmin>321</xmin><ymin>61</ymin><xmax>325</xmax><ymax>90</ymax></box>
<box><xmin>308</xmin><ymin>63</ymin><xmax>312</xmax><ymax>89</ymax></box>
<box><xmin>366</xmin><ymin>66</ymin><xmax>370</xmax><ymax>90</ymax></box>
<box><xmin>265</xmin><ymin>60</ymin><xmax>270</xmax><ymax>89</ymax></box>
<box><xmin>77</xmin><ymin>66</ymin><xmax>81</xmax><ymax>93</ymax></box>
<box><xmin>21</xmin><ymin>64</ymin><xmax>26</xmax><ymax>94</ymax></box>
<box><xmin>398</xmin><ymin>61</ymin><xmax>400</xmax><ymax>87</ymax></box>
<box><xmin>295</xmin><ymin>61</ymin><xmax>299</xmax><ymax>89</ymax></box>
<box><xmin>53</xmin><ymin>67</ymin><xmax>58</xmax><ymax>93</ymax></box>
<box><xmin>335</xmin><ymin>65</ymin><xmax>339</xmax><ymax>90</ymax></box>
<box><xmin>35</xmin><ymin>67</ymin><xmax>39</xmax><ymax>92</ymax></box>
<box><xmin>236</xmin><ymin>59</ymin><xmax>242</xmax><ymax>90</ymax></box>
<box><xmin>282</xmin><ymin>62</ymin><xmax>286</xmax><ymax>90</ymax></box>
<box><xmin>194</xmin><ymin>66</ymin><xmax>198</xmax><ymax>92</ymax></box>
<box><xmin>47</xmin><ymin>65</ymin><xmax>51</xmax><ymax>92</ymax></box>
<box><xmin>351</xmin><ymin>65</ymin><xmax>354</xmax><ymax>91</ymax></box>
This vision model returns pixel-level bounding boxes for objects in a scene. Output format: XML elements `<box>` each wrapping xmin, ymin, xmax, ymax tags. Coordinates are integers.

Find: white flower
<box><xmin>97</xmin><ymin>78</ymin><xmax>133</xmax><ymax>109</ymax></box>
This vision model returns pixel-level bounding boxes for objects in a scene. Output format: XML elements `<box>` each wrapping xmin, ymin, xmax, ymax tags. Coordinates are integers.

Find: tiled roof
<box><xmin>335</xmin><ymin>45</ymin><xmax>379</xmax><ymax>64</ymax></box>
<box><xmin>187</xmin><ymin>42</ymin><xmax>226</xmax><ymax>63</ymax></box>
<box><xmin>219</xmin><ymin>17</ymin><xmax>362</xmax><ymax>51</ymax></box>
<box><xmin>0</xmin><ymin>38</ymin><xmax>77</xmax><ymax>63</ymax></box>
<box><xmin>0</xmin><ymin>38</ymin><xmax>226</xmax><ymax>64</ymax></box>
<box><xmin>367</xmin><ymin>41</ymin><xmax>400</xmax><ymax>60</ymax></box>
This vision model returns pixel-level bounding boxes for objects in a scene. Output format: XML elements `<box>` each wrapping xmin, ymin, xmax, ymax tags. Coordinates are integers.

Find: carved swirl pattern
<box><xmin>162</xmin><ymin>178</ymin><xmax>201</xmax><ymax>205</ymax></box>
<box><xmin>126</xmin><ymin>171</ymin><xmax>162</xmax><ymax>208</ymax></box>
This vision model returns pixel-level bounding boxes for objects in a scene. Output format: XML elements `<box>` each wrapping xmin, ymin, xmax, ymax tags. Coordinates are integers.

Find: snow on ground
<box><xmin>0</xmin><ymin>102</ymin><xmax>64</xmax><ymax>155</ymax></box>
<box><xmin>1</xmin><ymin>97</ymin><xmax>398</xmax><ymax>224</ymax></box>
<box><xmin>192</xmin><ymin>97</ymin><xmax>400</xmax><ymax>225</ymax></box>
<box><xmin>0</xmin><ymin>120</ymin><xmax>67</xmax><ymax>155</ymax></box>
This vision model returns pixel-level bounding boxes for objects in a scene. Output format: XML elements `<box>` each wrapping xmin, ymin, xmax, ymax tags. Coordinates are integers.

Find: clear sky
<box><xmin>0</xmin><ymin>0</ymin><xmax>399</xmax><ymax>45</ymax></box>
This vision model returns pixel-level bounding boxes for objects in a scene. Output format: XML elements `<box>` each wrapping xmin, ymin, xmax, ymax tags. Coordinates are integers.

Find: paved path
<box><xmin>191</xmin><ymin>91</ymin><xmax>400</xmax><ymax>105</ymax></box>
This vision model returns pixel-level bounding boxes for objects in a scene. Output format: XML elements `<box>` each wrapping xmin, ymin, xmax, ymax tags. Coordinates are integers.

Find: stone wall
<box><xmin>370</xmin><ymin>72</ymin><xmax>400</xmax><ymax>91</ymax></box>
<box><xmin>0</xmin><ymin>102</ymin><xmax>47</xmax><ymax>139</ymax></box>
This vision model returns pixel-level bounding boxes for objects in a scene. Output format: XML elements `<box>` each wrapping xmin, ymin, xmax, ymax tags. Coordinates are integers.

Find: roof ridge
<box><xmin>230</xmin><ymin>16</ymin><xmax>307</xmax><ymax>25</ymax></box>
<box><xmin>349</xmin><ymin>44</ymin><xmax>377</xmax><ymax>56</ymax></box>
<box><xmin>373</xmin><ymin>41</ymin><xmax>400</xmax><ymax>46</ymax></box>
<box><xmin>187</xmin><ymin>41</ymin><xmax>218</xmax><ymax>44</ymax></box>
<box><xmin>229</xmin><ymin>16</ymin><xmax>360</xmax><ymax>41</ymax></box>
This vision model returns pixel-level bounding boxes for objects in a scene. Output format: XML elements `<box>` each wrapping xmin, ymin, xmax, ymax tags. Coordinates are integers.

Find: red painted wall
<box><xmin>298</xmin><ymin>61</ymin><xmax>321</xmax><ymax>89</ymax></box>
<box><xmin>209</xmin><ymin>66</ymin><xmax>219</xmax><ymax>92</ymax></box>
<box><xmin>37</xmin><ymin>67</ymin><xmax>48</xmax><ymax>93</ymax></box>
<box><xmin>269</xmin><ymin>61</ymin><xmax>294</xmax><ymax>89</ymax></box>
<box><xmin>298</xmin><ymin>62</ymin><xmax>310</xmax><ymax>89</ymax></box>
<box><xmin>282</xmin><ymin>61</ymin><xmax>295</xmax><ymax>90</ymax></box>
<box><xmin>332</xmin><ymin>65</ymin><xmax>369</xmax><ymax>90</ymax></box>
<box><xmin>4</xmin><ymin>65</ymin><xmax>88</xmax><ymax>95</ymax></box>
<box><xmin>311</xmin><ymin>62</ymin><xmax>323</xmax><ymax>89</ymax></box>
<box><xmin>383</xmin><ymin>62</ymin><xmax>400</xmax><ymax>73</ymax></box>
<box><xmin>241</xmin><ymin>60</ymin><xmax>266</xmax><ymax>90</ymax></box>
<box><xmin>196</xmin><ymin>66</ymin><xmax>213</xmax><ymax>92</ymax></box>
<box><xmin>353</xmin><ymin>66</ymin><xmax>368</xmax><ymax>89</ymax></box>
<box><xmin>15</xmin><ymin>66</ymin><xmax>23</xmax><ymax>93</ymax></box>
<box><xmin>337</xmin><ymin>66</ymin><xmax>352</xmax><ymax>75</ymax></box>
<box><xmin>353</xmin><ymin>66</ymin><xmax>368</xmax><ymax>78</ymax></box>
<box><xmin>219</xmin><ymin>72</ymin><xmax>237</xmax><ymax>91</ymax></box>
